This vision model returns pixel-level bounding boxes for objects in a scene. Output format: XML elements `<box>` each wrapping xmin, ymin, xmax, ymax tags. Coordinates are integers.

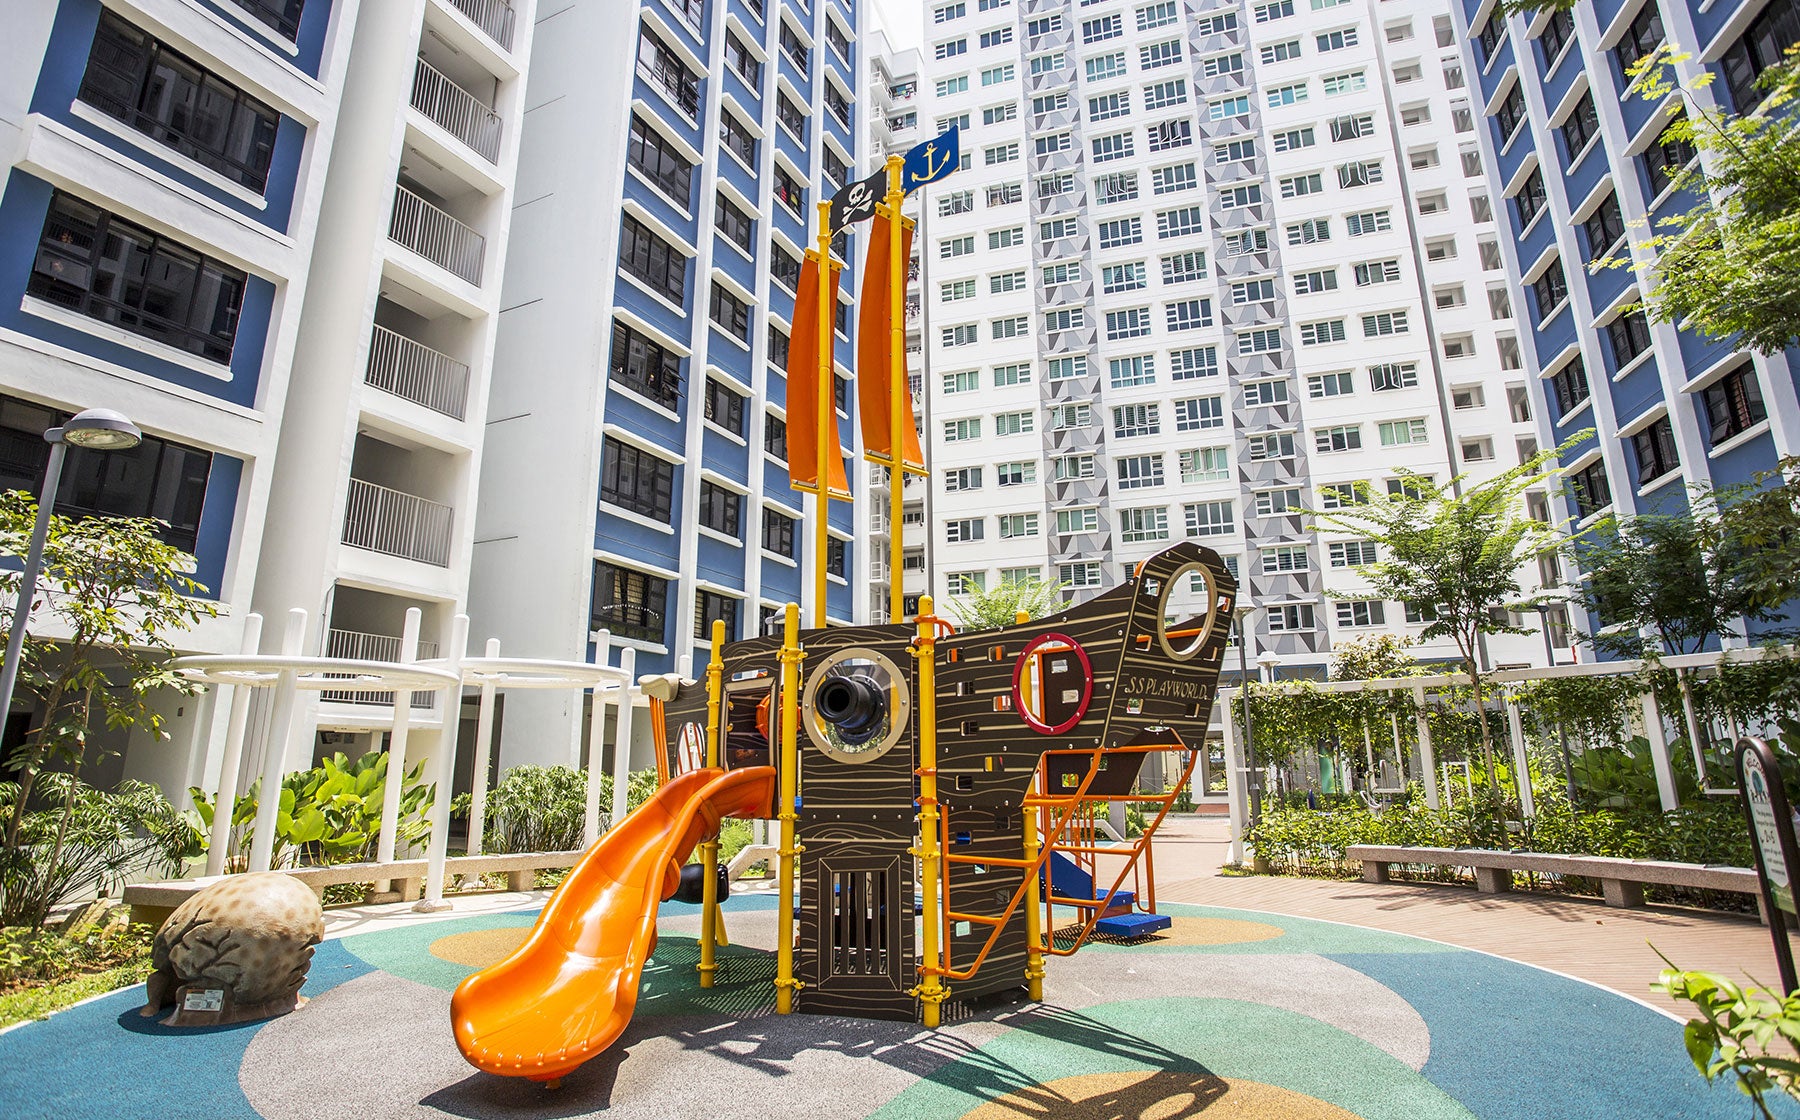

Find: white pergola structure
<box><xmin>1214</xmin><ymin>645</ymin><xmax>1795</xmax><ymax>865</ymax></box>
<box><xmin>178</xmin><ymin>607</ymin><xmax>647</xmax><ymax>909</ymax></box>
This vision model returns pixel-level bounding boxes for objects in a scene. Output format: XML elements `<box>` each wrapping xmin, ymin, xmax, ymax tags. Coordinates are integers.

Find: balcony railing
<box><xmin>343</xmin><ymin>478</ymin><xmax>454</xmax><ymax>566</ymax></box>
<box><xmin>411</xmin><ymin>58</ymin><xmax>502</xmax><ymax>162</ymax></box>
<box><xmin>444</xmin><ymin>0</ymin><xmax>515</xmax><ymax>50</ymax></box>
<box><xmin>366</xmin><ymin>325</ymin><xmax>470</xmax><ymax>419</ymax></box>
<box><xmin>320</xmin><ymin>628</ymin><xmax>442</xmax><ymax>708</ymax></box>
<box><xmin>390</xmin><ymin>185</ymin><xmax>485</xmax><ymax>284</ymax></box>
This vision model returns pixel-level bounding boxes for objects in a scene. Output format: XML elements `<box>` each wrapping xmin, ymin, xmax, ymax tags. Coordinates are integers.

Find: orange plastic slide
<box><xmin>451</xmin><ymin>765</ymin><xmax>776</xmax><ymax>1082</ymax></box>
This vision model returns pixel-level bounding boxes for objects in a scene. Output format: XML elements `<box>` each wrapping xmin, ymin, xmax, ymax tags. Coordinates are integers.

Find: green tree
<box><xmin>0</xmin><ymin>493</ymin><xmax>216</xmax><ymax>923</ymax></box>
<box><xmin>945</xmin><ymin>575</ymin><xmax>1069</xmax><ymax>631</ymax></box>
<box><xmin>1717</xmin><ymin>456</ymin><xmax>1800</xmax><ymax>626</ymax></box>
<box><xmin>1330</xmin><ymin>633</ymin><xmax>1420</xmax><ymax>682</ymax></box>
<box><xmin>1308</xmin><ymin>446</ymin><xmax>1573</xmax><ymax>811</ymax></box>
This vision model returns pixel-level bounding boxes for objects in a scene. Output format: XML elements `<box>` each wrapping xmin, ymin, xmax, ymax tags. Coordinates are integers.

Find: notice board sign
<box><xmin>1736</xmin><ymin>737</ymin><xmax>1799</xmax><ymax>993</ymax></box>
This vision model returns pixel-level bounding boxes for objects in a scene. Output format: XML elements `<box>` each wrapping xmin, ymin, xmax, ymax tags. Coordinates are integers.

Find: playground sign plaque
<box><xmin>1736</xmin><ymin>737</ymin><xmax>1799</xmax><ymax>992</ymax></box>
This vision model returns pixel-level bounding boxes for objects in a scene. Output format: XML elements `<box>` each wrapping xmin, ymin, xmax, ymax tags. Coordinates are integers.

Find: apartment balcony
<box><xmin>343</xmin><ymin>478</ymin><xmax>454</xmax><ymax>567</ymax></box>
<box><xmin>320</xmin><ymin>628</ymin><xmax>442</xmax><ymax>708</ymax></box>
<box><xmin>390</xmin><ymin>184</ymin><xmax>485</xmax><ymax>285</ymax></box>
<box><xmin>366</xmin><ymin>324</ymin><xmax>470</xmax><ymax>420</ymax></box>
<box><xmin>411</xmin><ymin>58</ymin><xmax>502</xmax><ymax>163</ymax></box>
<box><xmin>444</xmin><ymin>0</ymin><xmax>515</xmax><ymax>51</ymax></box>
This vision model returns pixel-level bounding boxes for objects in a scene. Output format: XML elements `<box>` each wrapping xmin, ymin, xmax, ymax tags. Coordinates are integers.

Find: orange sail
<box><xmin>856</xmin><ymin>212</ymin><xmax>925</xmax><ymax>471</ymax></box>
<box><xmin>784</xmin><ymin>255</ymin><xmax>849</xmax><ymax>498</ymax></box>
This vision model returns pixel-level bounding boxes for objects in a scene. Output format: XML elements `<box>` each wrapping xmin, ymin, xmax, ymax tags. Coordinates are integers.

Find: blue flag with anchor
<box><xmin>901</xmin><ymin>125</ymin><xmax>961</xmax><ymax>193</ymax></box>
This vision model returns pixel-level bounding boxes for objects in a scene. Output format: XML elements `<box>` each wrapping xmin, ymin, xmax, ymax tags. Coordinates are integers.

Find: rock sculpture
<box><xmin>141</xmin><ymin>872</ymin><xmax>324</xmax><ymax>1027</ymax></box>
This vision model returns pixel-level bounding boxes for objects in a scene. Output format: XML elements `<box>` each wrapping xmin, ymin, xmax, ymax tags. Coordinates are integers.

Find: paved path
<box><xmin>1132</xmin><ymin>816</ymin><xmax>1785</xmax><ymax>1010</ymax></box>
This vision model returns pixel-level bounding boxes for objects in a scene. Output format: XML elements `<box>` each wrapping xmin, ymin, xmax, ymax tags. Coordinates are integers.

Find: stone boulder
<box><xmin>141</xmin><ymin>872</ymin><xmax>324</xmax><ymax>1027</ymax></box>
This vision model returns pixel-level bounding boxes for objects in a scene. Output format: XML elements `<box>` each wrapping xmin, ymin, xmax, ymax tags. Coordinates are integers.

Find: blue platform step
<box><xmin>1042</xmin><ymin>850</ymin><xmax>1134</xmax><ymax>913</ymax></box>
<box><xmin>1094</xmin><ymin>911</ymin><xmax>1172</xmax><ymax>938</ymax></box>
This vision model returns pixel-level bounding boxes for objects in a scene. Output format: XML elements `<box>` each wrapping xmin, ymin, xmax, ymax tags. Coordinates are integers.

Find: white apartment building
<box><xmin>900</xmin><ymin>0</ymin><xmax>1566</xmax><ymax>676</ymax></box>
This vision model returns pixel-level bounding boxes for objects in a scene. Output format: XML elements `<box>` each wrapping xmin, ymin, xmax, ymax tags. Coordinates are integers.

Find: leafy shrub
<box><xmin>0</xmin><ymin>911</ymin><xmax>152</xmax><ymax>992</ymax></box>
<box><xmin>456</xmin><ymin>766</ymin><xmax>662</xmax><ymax>855</ymax></box>
<box><xmin>191</xmin><ymin>750</ymin><xmax>433</xmax><ymax>870</ymax></box>
<box><xmin>1656</xmin><ymin>963</ymin><xmax>1800</xmax><ymax>1120</ymax></box>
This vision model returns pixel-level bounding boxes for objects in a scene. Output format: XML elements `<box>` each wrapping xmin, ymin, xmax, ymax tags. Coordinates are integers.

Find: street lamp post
<box><xmin>0</xmin><ymin>409</ymin><xmax>143</xmax><ymax>726</ymax></box>
<box><xmin>1235</xmin><ymin>609</ymin><xmax>1261</xmax><ymax>823</ymax></box>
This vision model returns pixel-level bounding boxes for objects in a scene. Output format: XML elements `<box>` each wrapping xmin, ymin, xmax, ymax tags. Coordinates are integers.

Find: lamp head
<box><xmin>60</xmin><ymin>408</ymin><xmax>142</xmax><ymax>451</ymax></box>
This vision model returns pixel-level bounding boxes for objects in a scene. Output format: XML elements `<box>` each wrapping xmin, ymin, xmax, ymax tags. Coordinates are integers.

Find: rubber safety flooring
<box><xmin>1</xmin><ymin>891</ymin><xmax>1784</xmax><ymax>1119</ymax></box>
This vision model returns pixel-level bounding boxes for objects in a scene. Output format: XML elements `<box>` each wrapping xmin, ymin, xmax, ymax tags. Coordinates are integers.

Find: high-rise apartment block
<box><xmin>1458</xmin><ymin>0</ymin><xmax>1800</xmax><ymax>649</ymax></box>
<box><xmin>902</xmin><ymin>0</ymin><xmax>1557</xmax><ymax>675</ymax></box>
<box><xmin>471</xmin><ymin>0</ymin><xmax>866</xmax><ymax>761</ymax></box>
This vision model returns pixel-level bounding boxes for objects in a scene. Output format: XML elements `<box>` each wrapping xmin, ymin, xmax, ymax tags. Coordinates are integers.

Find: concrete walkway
<box><xmin>1136</xmin><ymin>816</ymin><xmax>1785</xmax><ymax>1009</ymax></box>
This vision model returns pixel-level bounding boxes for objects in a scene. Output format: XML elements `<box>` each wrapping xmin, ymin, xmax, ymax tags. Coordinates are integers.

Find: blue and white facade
<box><xmin>1</xmin><ymin>0</ymin><xmax>353</xmax><ymax>796</ymax></box>
<box><xmin>1458</xmin><ymin>0</ymin><xmax>1800</xmax><ymax>648</ymax></box>
<box><xmin>471</xmin><ymin>0</ymin><xmax>866</xmax><ymax>763</ymax></box>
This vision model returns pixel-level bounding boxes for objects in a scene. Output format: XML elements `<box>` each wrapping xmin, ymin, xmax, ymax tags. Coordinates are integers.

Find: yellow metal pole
<box><xmin>884</xmin><ymin>155</ymin><xmax>907</xmax><ymax>625</ymax></box>
<box><xmin>699</xmin><ymin>619</ymin><xmax>724</xmax><ymax>987</ymax></box>
<box><xmin>1014</xmin><ymin>608</ymin><xmax>1043</xmax><ymax>999</ymax></box>
<box><xmin>813</xmin><ymin>201</ymin><xmax>834</xmax><ymax>630</ymax></box>
<box><xmin>775</xmin><ymin>602</ymin><xmax>804</xmax><ymax>1012</ymax></box>
<box><xmin>912</xmin><ymin>595</ymin><xmax>948</xmax><ymax>1025</ymax></box>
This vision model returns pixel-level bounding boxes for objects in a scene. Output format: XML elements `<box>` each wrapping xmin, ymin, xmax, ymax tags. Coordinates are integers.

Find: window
<box><xmin>1141</xmin><ymin>40</ymin><xmax>1183</xmax><ymax>69</ymax></box>
<box><xmin>1550</xmin><ymin>357</ymin><xmax>1591</xmax><ymax>416</ymax></box>
<box><xmin>1336</xmin><ymin>600</ymin><xmax>1385</xmax><ymax>628</ymax></box>
<box><xmin>1210</xmin><ymin>95</ymin><xmax>1251</xmax><ymax>121</ymax></box>
<box><xmin>944</xmin><ymin>370</ymin><xmax>980</xmax><ymax>394</ymax></box>
<box><xmin>980</xmin><ymin>28</ymin><xmax>1014</xmax><ymax>48</ymax></box>
<box><xmin>1616</xmin><ymin>3</ymin><xmax>1664</xmax><ymax>74</ymax></box>
<box><xmin>29</xmin><ymin>190</ymin><xmax>246</xmax><ymax>363</ymax></box>
<box><xmin>1261</xmin><ymin>39</ymin><xmax>1302</xmax><ymax>64</ymax></box>
<box><xmin>1263</xmin><ymin>546</ymin><xmax>1308</xmax><ymax>574</ymax></box>
<box><xmin>982</xmin><ymin>63</ymin><xmax>1016</xmax><ymax>85</ymax></box>
<box><xmin>1060</xmin><ymin>562</ymin><xmax>1103</xmax><ymax>588</ymax></box>
<box><xmin>777</xmin><ymin>92</ymin><xmax>808</xmax><ymax>138</ymax></box>
<box><xmin>942</xmin><ymin>278</ymin><xmax>977</xmax><ymax>302</ymax></box>
<box><xmin>1561</xmin><ymin>92</ymin><xmax>1600</xmax><ymax>159</ymax></box>
<box><xmin>997</xmin><ymin>461</ymin><xmax>1036</xmax><ymax>485</ymax></box>
<box><xmin>1171</xmin><ymin>347</ymin><xmax>1218</xmax><ymax>380</ymax></box>
<box><xmin>1606</xmin><ymin>310</ymin><xmax>1653</xmax><ymax>368</ymax></box>
<box><xmin>1319</xmin><ymin>481</ymin><xmax>1368</xmax><ymax>510</ymax></box>
<box><xmin>936</xmin><ymin>38</ymin><xmax>969</xmax><ymax>59</ymax></box>
<box><xmin>1087</xmin><ymin>53</ymin><xmax>1128</xmax><ymax>81</ymax></box>
<box><xmin>990</xmin><ymin>226</ymin><xmax>1025</xmax><ymax>250</ymax></box>
<box><xmin>1185</xmin><ymin>500</ymin><xmax>1234</xmax><ymax>536</ymax></box>
<box><xmin>1082</xmin><ymin>14</ymin><xmax>1123</xmax><ymax>42</ymax></box>
<box><xmin>772</xmin><ymin>165</ymin><xmax>805</xmax><ymax>215</ymax></box>
<box><xmin>1540</xmin><ymin>9</ymin><xmax>1575</xmax><ymax>65</ymax></box>
<box><xmin>1273</xmin><ymin>127</ymin><xmax>1316</xmax><ymax>152</ymax></box>
<box><xmin>755</xmin><ymin>507</ymin><xmax>796</xmax><ymax>557</ymax></box>
<box><xmin>942</xmin><ymin>235</ymin><xmax>975</xmax><ymax>259</ymax></box>
<box><xmin>1267</xmin><ymin>604</ymin><xmax>1317</xmax><ymax>632</ymax></box>
<box><xmin>1225</xmin><ymin>229</ymin><xmax>1270</xmax><ymax>256</ymax></box>
<box><xmin>1099</xmin><ymin>217</ymin><xmax>1143</xmax><ymax>247</ymax></box>
<box><xmin>937</xmin><ymin>75</ymin><xmax>970</xmax><ymax>96</ymax></box>
<box><xmin>601</xmin><ymin>440</ymin><xmax>676</xmax><ymax>520</ymax></box>
<box><xmin>1644</xmin><ymin>116</ymin><xmax>1697</xmax><ymax>197</ymax></box>
<box><xmin>985</xmin><ymin>103</ymin><xmax>1019</xmax><ymax>126</ymax></box>
<box><xmin>1255</xmin><ymin>0</ymin><xmax>1296</xmax><ymax>21</ymax></box>
<box><xmin>1330</xmin><ymin>113</ymin><xmax>1374</xmax><ymax>141</ymax></box>
<box><xmin>1033</xmin><ymin>92</ymin><xmax>1071</xmax><ymax>118</ymax></box>
<box><xmin>1056</xmin><ymin>507</ymin><xmax>1100</xmax><ymax>534</ymax></box>
<box><xmin>1532</xmin><ymin>261</ymin><xmax>1569</xmax><ymax>319</ymax></box>
<box><xmin>1355</xmin><ymin>259</ymin><xmax>1401</xmax><ymax>286</ymax></box>
<box><xmin>1300</xmin><ymin>319</ymin><xmax>1347</xmax><ymax>346</ymax></box>
<box><xmin>1175</xmin><ymin>396</ymin><xmax>1224</xmax><ymax>430</ymax></box>
<box><xmin>1093</xmin><ymin>171</ymin><xmax>1139</xmax><ymax>204</ymax></box>
<box><xmin>1039</xmin><ymin>173</ymin><xmax>1076</xmax><ymax>201</ymax></box>
<box><xmin>1585</xmin><ymin>193</ymin><xmax>1626</xmax><ymax>259</ymax></box>
<box><xmin>1253</xmin><ymin>487</ymin><xmax>1303</xmax><ymax>516</ymax></box>
<box><xmin>1417</xmin><ymin>191</ymin><xmax>1450</xmax><ymax>216</ymax></box>
<box><xmin>1055</xmin><ymin>453</ymin><xmax>1096</xmax><ymax>479</ymax></box>
<box><xmin>703</xmin><ymin>377</ymin><xmax>745</xmax><ymax>435</ymax></box>
<box><xmin>1111</xmin><ymin>355</ymin><xmax>1156</xmax><ymax>387</ymax></box>
<box><xmin>610</xmin><ymin>321</ymin><xmax>682</xmax><ymax>409</ymax></box>
<box><xmin>944</xmin><ymin>417</ymin><xmax>983</xmax><ymax>441</ymax></box>
<box><xmin>1106</xmin><ymin>307</ymin><xmax>1152</xmax><ymax>339</ymax></box>
<box><xmin>1570</xmin><ymin>460</ymin><xmax>1612</xmax><ymax>519</ymax></box>
<box><xmin>1203</xmin><ymin>53</ymin><xmax>1245</xmax><ymax>79</ymax></box>
<box><xmin>1152</xmin><ymin>163</ymin><xmax>1198</xmax><ymax>194</ymax></box>
<box><xmin>936</xmin><ymin>112</ymin><xmax>969</xmax><ymax>132</ymax></box>
<box><xmin>638</xmin><ymin>27</ymin><xmax>700</xmax><ymax>116</ymax></box>
<box><xmin>718</xmin><ymin>110</ymin><xmax>757</xmax><ymax>165</ymax></box>
<box><xmin>1116</xmin><ymin>454</ymin><xmax>1165</xmax><ymax>489</ymax></box>
<box><xmin>1723</xmin><ymin>0</ymin><xmax>1800</xmax><ymax>109</ymax></box>
<box><xmin>946</xmin><ymin>517</ymin><xmax>986</xmax><ymax>542</ymax></box>
<box><xmin>998</xmin><ymin>512</ymin><xmax>1039</xmax><ymax>538</ymax></box>
<box><xmin>942</xmin><ymin>323</ymin><xmax>977</xmax><ymax>348</ymax></box>
<box><xmin>1113</xmin><ymin>403</ymin><xmax>1161</xmax><ymax>437</ymax></box>
<box><xmin>1093</xmin><ymin>132</ymin><xmax>1135</xmax><ymax>163</ymax></box>
<box><xmin>1345</xmin><ymin>210</ymin><xmax>1392</xmax><ymax>236</ymax></box>
<box><xmin>1103</xmin><ymin>262</ymin><xmax>1148</xmax><ymax>293</ymax></box>
<box><xmin>1322</xmin><ymin>70</ymin><xmax>1366</xmax><ymax>95</ymax></box>
<box><xmin>1309</xmin><ymin>371</ymin><xmax>1353</xmax><ymax>398</ymax></box>
<box><xmin>1287</xmin><ymin>219</ymin><xmax>1330</xmax><ymax>245</ymax></box>
<box><xmin>1702</xmin><ymin>364</ymin><xmax>1769</xmax><ymax>443</ymax></box>
<box><xmin>625</xmin><ymin>117</ymin><xmax>695</xmax><ymax>208</ymax></box>
<box><xmin>1157</xmin><ymin>206</ymin><xmax>1205</xmax><ymax>239</ymax></box>
<box><xmin>1248</xmin><ymin>432</ymin><xmax>1296</xmax><ymax>460</ymax></box>
<box><xmin>936</xmin><ymin>3</ymin><xmax>966</xmax><ymax>22</ymax></box>
<box><xmin>988</xmin><ymin>182</ymin><xmax>1024</xmax><ymax>206</ymax></box>
<box><xmin>993</xmin><ymin>363</ymin><xmax>1031</xmax><ymax>387</ymax></box>
<box><xmin>1632</xmin><ymin>417</ymin><xmax>1680</xmax><ymax>484</ymax></box>
<box><xmin>985</xmin><ymin>142</ymin><xmax>1020</xmax><ymax>165</ymax></box>
<box><xmin>1042</xmin><ymin>308</ymin><xmax>1082</xmax><ymax>333</ymax></box>
<box><xmin>1238</xmin><ymin>329</ymin><xmax>1282</xmax><ymax>355</ymax></box>
<box><xmin>0</xmin><ymin>393</ymin><xmax>212</xmax><ymax>552</ymax></box>
<box><xmin>1234</xmin><ymin>278</ymin><xmax>1277</xmax><ymax>305</ymax></box>
<box><xmin>80</xmin><ymin>12</ymin><xmax>281</xmax><ymax>191</ymax></box>
<box><xmin>1029</xmin><ymin>53</ymin><xmax>1067</xmax><ymax>76</ymax></box>
<box><xmin>1268</xmin><ymin>82</ymin><xmax>1308</xmax><ymax>108</ymax></box>
<box><xmin>1149</xmin><ymin>119</ymin><xmax>1193</xmax><ymax>153</ymax></box>
<box><xmin>1048</xmin><ymin>355</ymin><xmax>1087</xmax><ymax>380</ymax></box>
<box><xmin>1145</xmin><ymin>79</ymin><xmax>1188</xmax><ymax>111</ymax></box>
<box><xmin>698</xmin><ymin>481</ymin><xmax>742</xmax><ymax>539</ymax></box>
<box><xmin>1329</xmin><ymin>540</ymin><xmax>1378</xmax><ymax>569</ymax></box>
<box><xmin>1216</xmin><ymin>139</ymin><xmax>1257</xmax><ymax>164</ymax></box>
<box><xmin>947</xmin><ymin>571</ymin><xmax>988</xmax><ymax>596</ymax></box>
<box><xmin>1294</xmin><ymin>269</ymin><xmax>1338</xmax><ymax>296</ymax></box>
<box><xmin>1279</xmin><ymin>173</ymin><xmax>1324</xmax><ymax>200</ymax></box>
<box><xmin>1338</xmin><ymin>160</ymin><xmax>1383</xmax><ymax>189</ymax></box>
<box><xmin>1314</xmin><ymin>424</ymin><xmax>1361</xmax><ymax>453</ymax></box>
<box><xmin>1166</xmin><ymin>299</ymin><xmax>1212</xmax><ymax>331</ymax></box>
<box><xmin>1180</xmin><ymin>448</ymin><xmax>1230</xmax><ymax>483</ymax></box>
<box><xmin>715</xmin><ymin>194</ymin><xmax>754</xmax><ymax>252</ymax></box>
<box><xmin>1378</xmin><ymin>418</ymin><xmax>1428</xmax><ymax>446</ymax></box>
<box><xmin>995</xmin><ymin>409</ymin><xmax>1035</xmax><ymax>435</ymax></box>
<box><xmin>1369</xmin><ymin>362</ymin><xmax>1418</xmax><ymax>392</ymax></box>
<box><xmin>591</xmin><ymin>561</ymin><xmax>668</xmax><ymax>644</ymax></box>
<box><xmin>1120</xmin><ymin>506</ymin><xmax>1170</xmax><ymax>543</ymax></box>
<box><xmin>1026</xmin><ymin>14</ymin><xmax>1060</xmax><ymax>36</ymax></box>
<box><xmin>1138</xmin><ymin>1</ymin><xmax>1178</xmax><ymax>30</ymax></box>
<box><xmin>764</xmin><ymin>414</ymin><xmax>788</xmax><ymax>460</ymax></box>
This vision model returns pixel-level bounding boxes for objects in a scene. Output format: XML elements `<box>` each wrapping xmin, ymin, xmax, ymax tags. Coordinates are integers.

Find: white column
<box><xmin>1677</xmin><ymin>670</ymin><xmax>1710</xmax><ymax>787</ymax></box>
<box><xmin>375</xmin><ymin>607</ymin><xmax>421</xmax><ymax>865</ymax></box>
<box><xmin>1220</xmin><ymin>693</ymin><xmax>1245</xmax><ymax>865</ymax></box>
<box><xmin>1640</xmin><ymin>689</ymin><xmax>1680</xmax><ymax>812</ymax></box>
<box><xmin>466</xmin><ymin>637</ymin><xmax>502</xmax><ymax>856</ymax></box>
<box><xmin>574</xmin><ymin>629</ymin><xmax>610</xmax><ymax>769</ymax></box>
<box><xmin>611</xmin><ymin>648</ymin><xmax>638</xmax><ymax>829</ymax></box>
<box><xmin>582</xmin><ymin>672</ymin><xmax>609</xmax><ymax>847</ymax></box>
<box><xmin>204</xmin><ymin>613</ymin><xmax>263</xmax><ymax>876</ymax></box>
<box><xmin>1414</xmin><ymin>685</ymin><xmax>1439</xmax><ymax>811</ymax></box>
<box><xmin>418</xmin><ymin>614</ymin><xmax>470</xmax><ymax>910</ymax></box>
<box><xmin>1504</xmin><ymin>692</ymin><xmax>1535</xmax><ymax>820</ymax></box>
<box><xmin>248</xmin><ymin>609</ymin><xmax>307</xmax><ymax>872</ymax></box>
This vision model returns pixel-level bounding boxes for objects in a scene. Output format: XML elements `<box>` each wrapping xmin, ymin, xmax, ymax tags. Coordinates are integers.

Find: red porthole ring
<box><xmin>1011</xmin><ymin>632</ymin><xmax>1094</xmax><ymax>735</ymax></box>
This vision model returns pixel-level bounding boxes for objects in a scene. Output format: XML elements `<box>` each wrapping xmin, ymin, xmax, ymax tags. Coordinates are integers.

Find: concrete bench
<box><xmin>123</xmin><ymin>850</ymin><xmax>585</xmax><ymax>930</ymax></box>
<box><xmin>1344</xmin><ymin>844</ymin><xmax>1765</xmax><ymax>920</ymax></box>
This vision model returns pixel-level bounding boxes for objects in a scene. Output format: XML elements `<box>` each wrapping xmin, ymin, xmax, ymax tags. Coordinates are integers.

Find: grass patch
<box><xmin>0</xmin><ymin>960</ymin><xmax>152</xmax><ymax>1029</ymax></box>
